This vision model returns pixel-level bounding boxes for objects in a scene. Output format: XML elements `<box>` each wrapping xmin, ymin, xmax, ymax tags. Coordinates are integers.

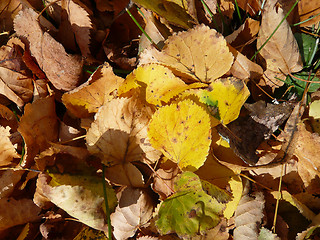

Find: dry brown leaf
<box><xmin>0</xmin><ymin>198</ymin><xmax>41</xmax><ymax>231</ymax></box>
<box><xmin>151</xmin><ymin>164</ymin><xmax>179</xmax><ymax>200</ymax></box>
<box><xmin>0</xmin><ymin>104</ymin><xmax>18</xmax><ymax>131</ymax></box>
<box><xmin>257</xmin><ymin>0</ymin><xmax>303</xmax><ymax>87</ymax></box>
<box><xmin>104</xmin><ymin>163</ymin><xmax>145</xmax><ymax>187</ymax></box>
<box><xmin>111</xmin><ymin>187</ymin><xmax>154</xmax><ymax>240</ymax></box>
<box><xmin>0</xmin><ymin>169</ymin><xmax>24</xmax><ymax>198</ymax></box>
<box><xmin>228</xmin><ymin>45</ymin><xmax>263</xmax><ymax>80</ymax></box>
<box><xmin>0</xmin><ymin>67</ymin><xmax>33</xmax><ymax>105</ymax></box>
<box><xmin>14</xmin><ymin>7</ymin><xmax>83</xmax><ymax>91</ymax></box>
<box><xmin>86</xmin><ymin>97</ymin><xmax>161</xmax><ymax>166</ymax></box>
<box><xmin>234</xmin><ymin>184</ymin><xmax>265</xmax><ymax>240</ymax></box>
<box><xmin>18</xmin><ymin>96</ymin><xmax>58</xmax><ymax>167</ymax></box>
<box><xmin>294</xmin><ymin>123</ymin><xmax>320</xmax><ymax>192</ymax></box>
<box><xmin>62</xmin><ymin>62</ymin><xmax>124</xmax><ymax>118</ymax></box>
<box><xmin>235</xmin><ymin>0</ymin><xmax>261</xmax><ymax>16</ymax></box>
<box><xmin>0</xmin><ymin>126</ymin><xmax>19</xmax><ymax>166</ymax></box>
<box><xmin>0</xmin><ymin>0</ymin><xmax>22</xmax><ymax>32</ymax></box>
<box><xmin>139</xmin><ymin>24</ymin><xmax>234</xmax><ymax>83</ymax></box>
<box><xmin>61</xmin><ymin>0</ymin><xmax>92</xmax><ymax>57</ymax></box>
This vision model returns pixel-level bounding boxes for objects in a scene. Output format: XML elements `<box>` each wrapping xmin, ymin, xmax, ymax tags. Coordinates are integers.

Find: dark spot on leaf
<box><xmin>172</xmin><ymin>137</ymin><xmax>178</xmax><ymax>143</ymax></box>
<box><xmin>188</xmin><ymin>209</ymin><xmax>197</xmax><ymax>218</ymax></box>
<box><xmin>140</xmin><ymin>138</ymin><xmax>145</xmax><ymax>143</ymax></box>
<box><xmin>198</xmin><ymin>120</ymin><xmax>201</xmax><ymax>123</ymax></box>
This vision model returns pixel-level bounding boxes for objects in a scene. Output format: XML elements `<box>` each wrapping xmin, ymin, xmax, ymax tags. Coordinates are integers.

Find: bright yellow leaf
<box><xmin>199</xmin><ymin>77</ymin><xmax>250</xmax><ymax>124</ymax></box>
<box><xmin>132</xmin><ymin>64</ymin><xmax>206</xmax><ymax>106</ymax></box>
<box><xmin>148</xmin><ymin>99</ymin><xmax>211</xmax><ymax>171</ymax></box>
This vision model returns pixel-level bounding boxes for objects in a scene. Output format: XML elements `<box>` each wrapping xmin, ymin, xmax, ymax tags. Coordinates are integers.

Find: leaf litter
<box><xmin>0</xmin><ymin>0</ymin><xmax>320</xmax><ymax>239</ymax></box>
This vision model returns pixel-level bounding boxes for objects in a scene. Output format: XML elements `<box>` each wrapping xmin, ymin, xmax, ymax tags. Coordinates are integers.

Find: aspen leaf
<box><xmin>133</xmin><ymin>0</ymin><xmax>198</xmax><ymax>29</ymax></box>
<box><xmin>156</xmin><ymin>172</ymin><xmax>225</xmax><ymax>238</ymax></box>
<box><xmin>148</xmin><ymin>99</ymin><xmax>211</xmax><ymax>171</ymax></box>
<box><xmin>140</xmin><ymin>24</ymin><xmax>234</xmax><ymax>83</ymax></box>
<box><xmin>86</xmin><ymin>97</ymin><xmax>161</xmax><ymax>166</ymax></box>
<box><xmin>198</xmin><ymin>77</ymin><xmax>250</xmax><ymax>125</ymax></box>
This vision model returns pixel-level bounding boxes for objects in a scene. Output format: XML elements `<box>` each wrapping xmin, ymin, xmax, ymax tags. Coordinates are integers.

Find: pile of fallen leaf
<box><xmin>1</xmin><ymin>0</ymin><xmax>320</xmax><ymax>239</ymax></box>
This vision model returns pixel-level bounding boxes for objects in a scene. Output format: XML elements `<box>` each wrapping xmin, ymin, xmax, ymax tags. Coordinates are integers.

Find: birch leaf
<box><xmin>148</xmin><ymin>99</ymin><xmax>211</xmax><ymax>171</ymax></box>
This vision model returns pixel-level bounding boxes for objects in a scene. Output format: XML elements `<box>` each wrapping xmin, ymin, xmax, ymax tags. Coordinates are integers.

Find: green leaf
<box><xmin>156</xmin><ymin>172</ymin><xmax>225</xmax><ymax>238</ymax></box>
<box><xmin>294</xmin><ymin>33</ymin><xmax>317</xmax><ymax>66</ymax></box>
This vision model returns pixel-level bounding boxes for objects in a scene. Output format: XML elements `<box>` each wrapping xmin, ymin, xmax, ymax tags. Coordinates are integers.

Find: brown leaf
<box><xmin>62</xmin><ymin>62</ymin><xmax>124</xmax><ymax>118</ymax></box>
<box><xmin>61</xmin><ymin>0</ymin><xmax>92</xmax><ymax>57</ymax></box>
<box><xmin>0</xmin><ymin>126</ymin><xmax>19</xmax><ymax>166</ymax></box>
<box><xmin>0</xmin><ymin>169</ymin><xmax>24</xmax><ymax>198</ymax></box>
<box><xmin>257</xmin><ymin>0</ymin><xmax>303</xmax><ymax>87</ymax></box>
<box><xmin>294</xmin><ymin>123</ymin><xmax>320</xmax><ymax>192</ymax></box>
<box><xmin>14</xmin><ymin>7</ymin><xmax>83</xmax><ymax>91</ymax></box>
<box><xmin>104</xmin><ymin>163</ymin><xmax>145</xmax><ymax>187</ymax></box>
<box><xmin>18</xmin><ymin>96</ymin><xmax>58</xmax><ymax>167</ymax></box>
<box><xmin>234</xmin><ymin>184</ymin><xmax>265</xmax><ymax>239</ymax></box>
<box><xmin>111</xmin><ymin>187</ymin><xmax>154</xmax><ymax>240</ymax></box>
<box><xmin>86</xmin><ymin>97</ymin><xmax>161</xmax><ymax>166</ymax></box>
<box><xmin>0</xmin><ymin>67</ymin><xmax>33</xmax><ymax>106</ymax></box>
<box><xmin>0</xmin><ymin>0</ymin><xmax>22</xmax><ymax>32</ymax></box>
<box><xmin>228</xmin><ymin>45</ymin><xmax>263</xmax><ymax>80</ymax></box>
<box><xmin>0</xmin><ymin>198</ymin><xmax>41</xmax><ymax>231</ymax></box>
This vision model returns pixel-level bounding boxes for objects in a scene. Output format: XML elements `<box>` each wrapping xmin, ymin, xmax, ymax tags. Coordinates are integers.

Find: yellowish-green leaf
<box><xmin>148</xmin><ymin>99</ymin><xmax>211</xmax><ymax>171</ymax></box>
<box><xmin>198</xmin><ymin>77</ymin><xmax>250</xmax><ymax>124</ymax></box>
<box><xmin>133</xmin><ymin>0</ymin><xmax>198</xmax><ymax>29</ymax></box>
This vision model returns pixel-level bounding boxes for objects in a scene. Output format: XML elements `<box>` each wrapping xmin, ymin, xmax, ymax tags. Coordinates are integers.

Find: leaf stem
<box><xmin>102</xmin><ymin>165</ymin><xmax>112</xmax><ymax>239</ymax></box>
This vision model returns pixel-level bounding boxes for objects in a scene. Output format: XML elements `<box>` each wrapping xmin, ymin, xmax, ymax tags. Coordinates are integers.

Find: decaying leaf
<box><xmin>62</xmin><ymin>0</ymin><xmax>92</xmax><ymax>57</ymax></box>
<box><xmin>111</xmin><ymin>187</ymin><xmax>154</xmax><ymax>240</ymax></box>
<box><xmin>148</xmin><ymin>99</ymin><xmax>211</xmax><ymax>171</ymax></box>
<box><xmin>0</xmin><ymin>169</ymin><xmax>24</xmax><ymax>198</ymax></box>
<box><xmin>234</xmin><ymin>183</ymin><xmax>265</xmax><ymax>240</ymax></box>
<box><xmin>36</xmin><ymin>172</ymin><xmax>117</xmax><ymax>232</ymax></box>
<box><xmin>62</xmin><ymin>62</ymin><xmax>124</xmax><ymax>118</ymax></box>
<box><xmin>140</xmin><ymin>24</ymin><xmax>234</xmax><ymax>83</ymax></box>
<box><xmin>0</xmin><ymin>198</ymin><xmax>41</xmax><ymax>231</ymax></box>
<box><xmin>257</xmin><ymin>0</ymin><xmax>303</xmax><ymax>87</ymax></box>
<box><xmin>156</xmin><ymin>172</ymin><xmax>226</xmax><ymax>238</ymax></box>
<box><xmin>14</xmin><ymin>7</ymin><xmax>82</xmax><ymax>91</ymax></box>
<box><xmin>18</xmin><ymin>96</ymin><xmax>58</xmax><ymax>167</ymax></box>
<box><xmin>0</xmin><ymin>126</ymin><xmax>19</xmax><ymax>166</ymax></box>
<box><xmin>86</xmin><ymin>97</ymin><xmax>161</xmax><ymax>166</ymax></box>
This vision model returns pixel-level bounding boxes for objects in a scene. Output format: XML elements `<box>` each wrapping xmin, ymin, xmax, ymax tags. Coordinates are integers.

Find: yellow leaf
<box><xmin>199</xmin><ymin>77</ymin><xmax>250</xmax><ymax>124</ymax></box>
<box><xmin>130</xmin><ymin>64</ymin><xmax>206</xmax><ymax>106</ymax></box>
<box><xmin>148</xmin><ymin>99</ymin><xmax>211</xmax><ymax>171</ymax></box>
<box><xmin>133</xmin><ymin>0</ymin><xmax>197</xmax><ymax>29</ymax></box>
<box><xmin>140</xmin><ymin>24</ymin><xmax>234</xmax><ymax>83</ymax></box>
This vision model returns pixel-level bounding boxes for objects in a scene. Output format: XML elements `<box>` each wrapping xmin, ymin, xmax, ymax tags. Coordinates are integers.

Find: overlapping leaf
<box><xmin>148</xmin><ymin>99</ymin><xmax>211</xmax><ymax>171</ymax></box>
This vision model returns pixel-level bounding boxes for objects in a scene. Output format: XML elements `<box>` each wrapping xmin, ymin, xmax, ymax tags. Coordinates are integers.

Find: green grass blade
<box><xmin>200</xmin><ymin>0</ymin><xmax>220</xmax><ymax>32</ymax></box>
<box><xmin>250</xmin><ymin>0</ymin><xmax>300</xmax><ymax>61</ymax></box>
<box><xmin>234</xmin><ymin>0</ymin><xmax>242</xmax><ymax>22</ymax></box>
